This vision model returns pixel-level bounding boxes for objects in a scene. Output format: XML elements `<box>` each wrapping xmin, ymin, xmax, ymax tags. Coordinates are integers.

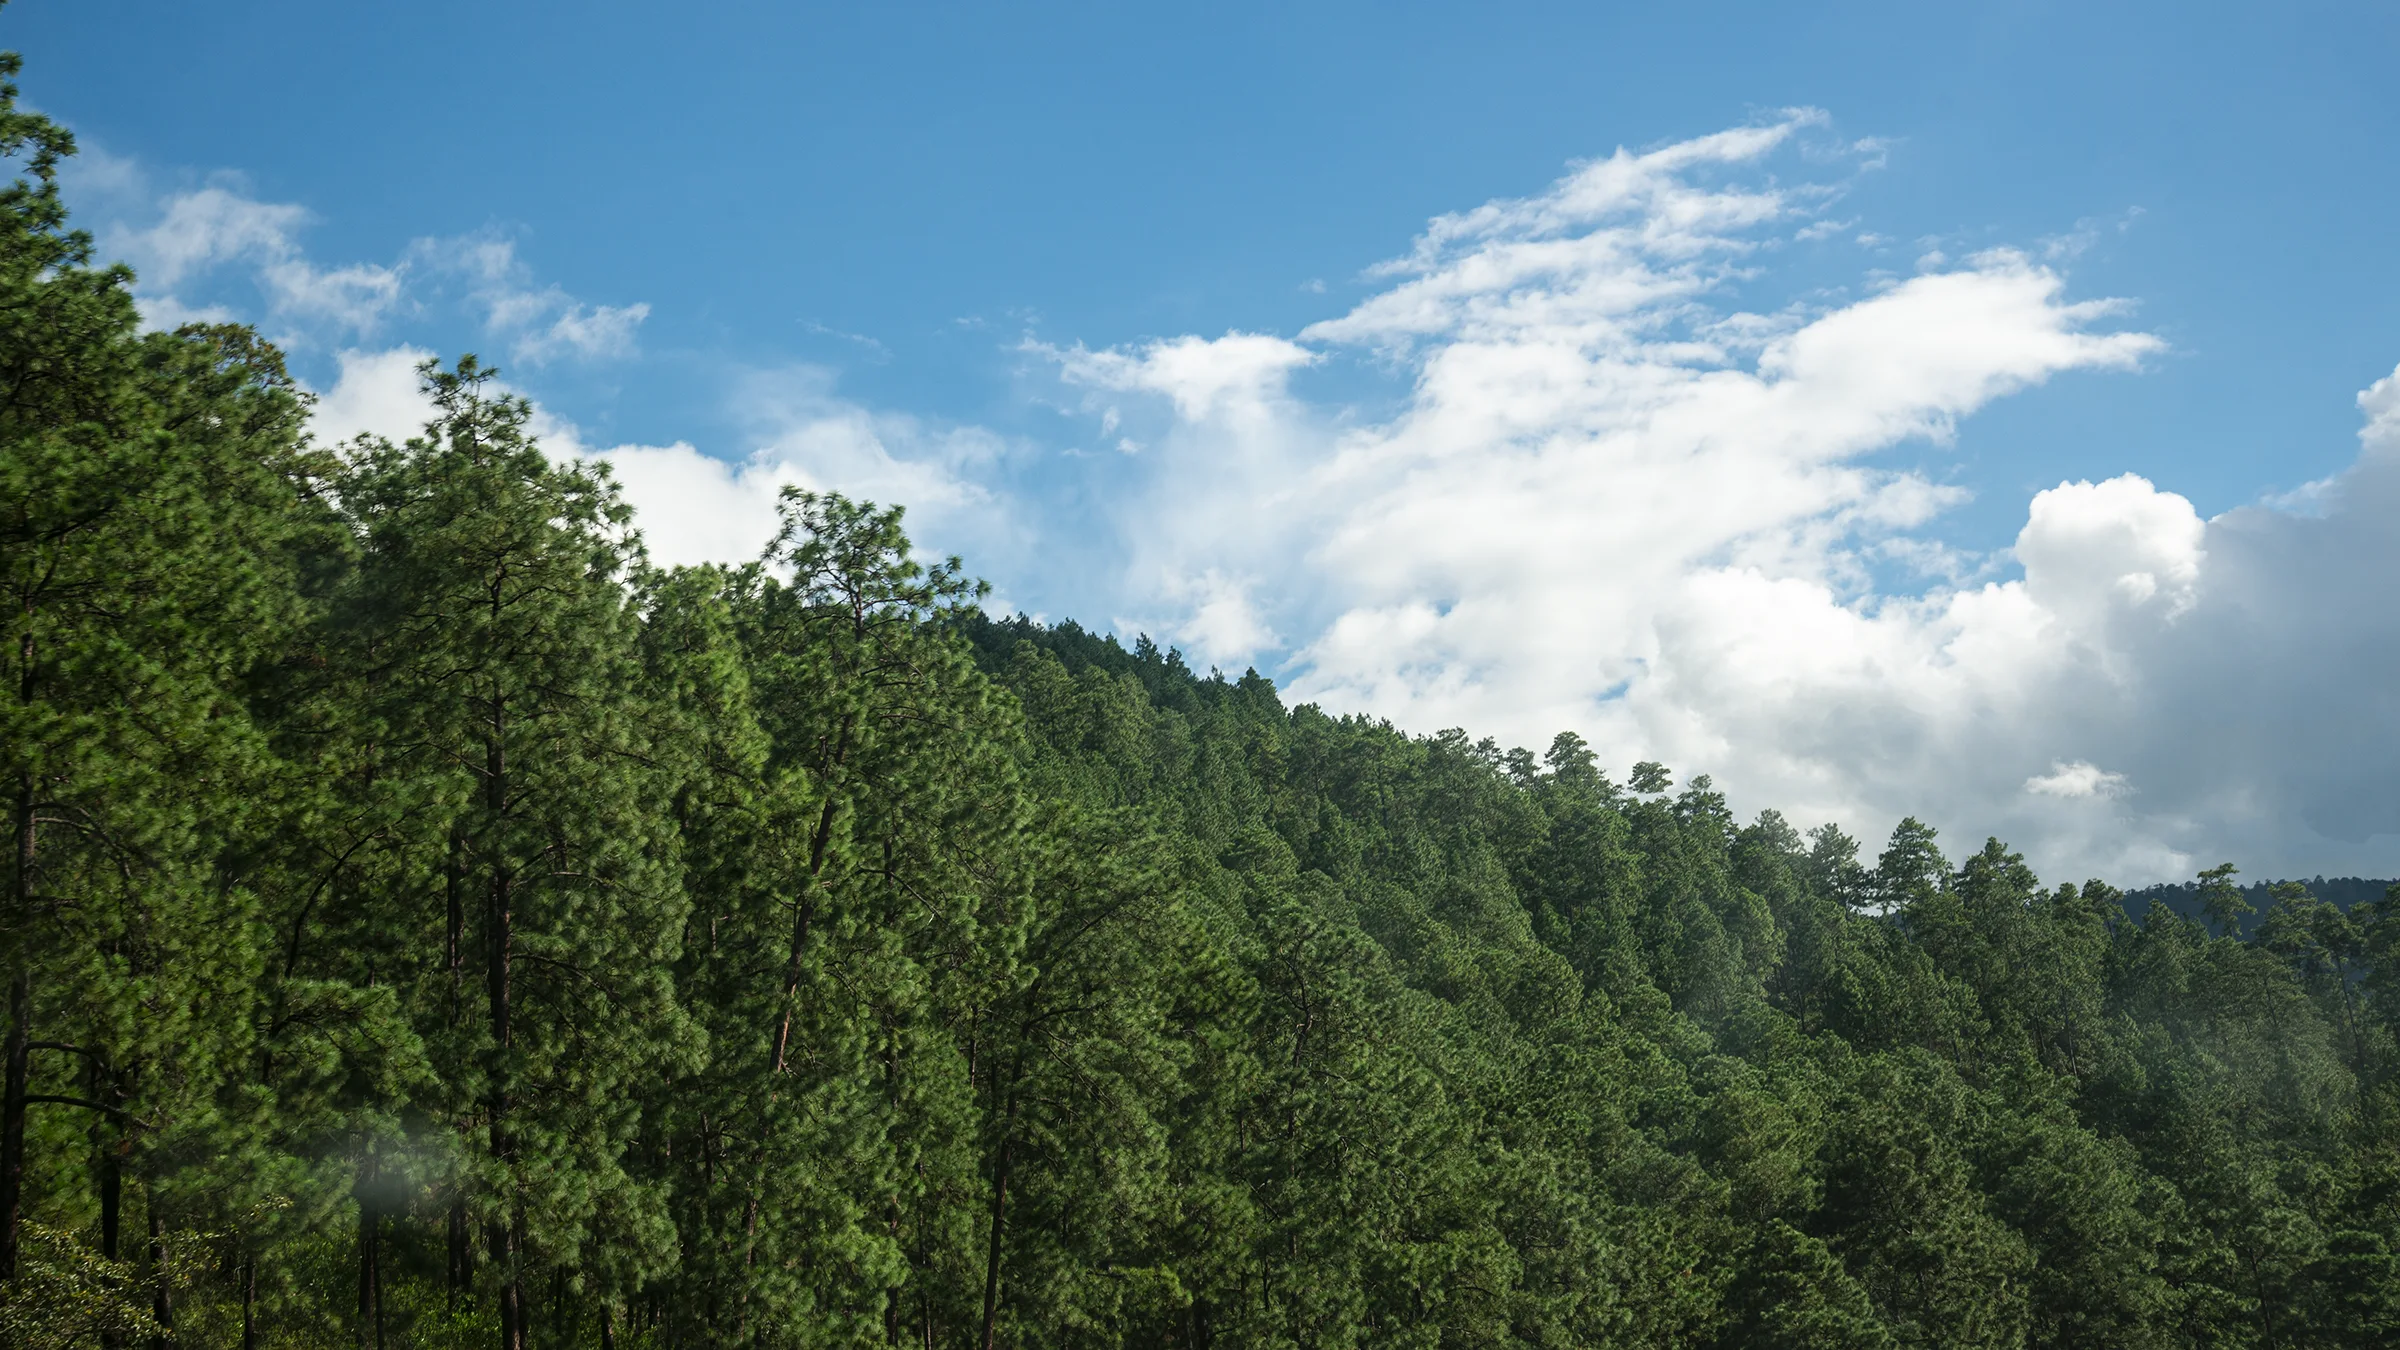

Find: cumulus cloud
<box><xmin>1023</xmin><ymin>115</ymin><xmax>2399</xmax><ymax>884</ymax></box>
<box><xmin>542</xmin><ymin>369</ymin><xmax>1023</xmax><ymax>577</ymax></box>
<box><xmin>305</xmin><ymin>349</ymin><xmax>1013</xmax><ymax>576</ymax></box>
<box><xmin>309</xmin><ymin>345</ymin><xmax>437</xmax><ymax>446</ymax></box>
<box><xmin>629</xmin><ymin>365</ymin><xmax>1025</xmax><ymax>572</ymax></box>
<box><xmin>304</xmin><ymin>345</ymin><xmax>803</xmax><ymax>569</ymax></box>
<box><xmin>1038</xmin><ymin>332</ymin><xmax>1327</xmax><ymax>666</ymax></box>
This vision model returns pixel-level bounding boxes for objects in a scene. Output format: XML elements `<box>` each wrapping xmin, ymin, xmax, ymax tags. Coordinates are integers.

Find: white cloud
<box><xmin>306</xmin><ymin>349</ymin><xmax>1016</xmax><ymax>576</ymax></box>
<box><xmin>57</xmin><ymin>144</ymin><xmax>146</xmax><ymax>209</ymax></box>
<box><xmin>409</xmin><ymin>233</ymin><xmax>650</xmax><ymax>364</ymax></box>
<box><xmin>1046</xmin><ymin>332</ymin><xmax>1315</xmax><ymax>423</ymax></box>
<box><xmin>574</xmin><ymin>441</ymin><xmax>783</xmax><ymax>569</ymax></box>
<box><xmin>2016</xmin><ymin>474</ymin><xmax>2204</xmax><ymax>629</ymax></box>
<box><xmin>557</xmin><ymin>369</ymin><xmax>1022</xmax><ymax>575</ymax></box>
<box><xmin>2026</xmin><ymin>762</ymin><xmax>2132</xmax><ymax>800</ymax></box>
<box><xmin>714</xmin><ymin>366</ymin><xmax>1020</xmax><ymax>562</ymax></box>
<box><xmin>86</xmin><ymin>170</ymin><xmax>643</xmax><ymax>362</ymax></box>
<box><xmin>1012</xmin><ymin>117</ymin><xmax>2400</xmax><ymax>884</ymax></box>
<box><xmin>110</xmin><ymin>186</ymin><xmax>309</xmax><ymax>289</ymax></box>
<box><xmin>132</xmin><ymin>294</ymin><xmax>238</xmax><ymax>330</ymax></box>
<box><xmin>308</xmin><ymin>346</ymin><xmax>438</xmax><ymax>447</ymax></box>
<box><xmin>1166</xmin><ymin>570</ymin><xmax>1280</xmax><ymax>662</ymax></box>
<box><xmin>521</xmin><ymin>302</ymin><xmax>650</xmax><ymax>363</ymax></box>
<box><xmin>107</xmin><ymin>184</ymin><xmax>403</xmax><ymax>334</ymax></box>
<box><xmin>261</xmin><ymin>258</ymin><xmax>406</xmax><ymax>332</ymax></box>
<box><xmin>2362</xmin><ymin>363</ymin><xmax>2400</xmax><ymax>444</ymax></box>
<box><xmin>1043</xmin><ymin>332</ymin><xmax>1328</xmax><ymax>668</ymax></box>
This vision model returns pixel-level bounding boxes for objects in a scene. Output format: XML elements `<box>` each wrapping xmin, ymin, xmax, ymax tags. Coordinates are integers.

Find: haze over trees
<box><xmin>4</xmin><ymin>48</ymin><xmax>2399</xmax><ymax>1350</ymax></box>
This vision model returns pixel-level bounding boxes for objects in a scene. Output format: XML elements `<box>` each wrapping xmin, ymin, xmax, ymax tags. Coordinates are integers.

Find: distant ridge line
<box><xmin>2119</xmin><ymin>875</ymin><xmax>2393</xmax><ymax>936</ymax></box>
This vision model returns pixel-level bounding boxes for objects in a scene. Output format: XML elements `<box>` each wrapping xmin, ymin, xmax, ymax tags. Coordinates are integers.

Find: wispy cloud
<box><xmin>106</xmin><ymin>184</ymin><xmax>404</xmax><ymax>334</ymax></box>
<box><xmin>84</xmin><ymin>163</ymin><xmax>646</xmax><ymax>362</ymax></box>
<box><xmin>409</xmin><ymin>232</ymin><xmax>650</xmax><ymax>363</ymax></box>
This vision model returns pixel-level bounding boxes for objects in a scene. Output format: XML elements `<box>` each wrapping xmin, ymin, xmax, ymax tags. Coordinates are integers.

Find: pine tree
<box><xmin>647</xmin><ymin>491</ymin><xmax>1033</xmax><ymax>1347</ymax></box>
<box><xmin>0</xmin><ymin>56</ymin><xmax>321</xmax><ymax>1350</ymax></box>
<box><xmin>323</xmin><ymin>358</ymin><xmax>697</xmax><ymax>1349</ymax></box>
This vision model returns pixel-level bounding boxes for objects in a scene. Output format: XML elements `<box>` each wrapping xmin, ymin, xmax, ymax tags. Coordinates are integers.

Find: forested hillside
<box><xmin>4</xmin><ymin>53</ymin><xmax>2399</xmax><ymax>1350</ymax></box>
<box><xmin>2120</xmin><ymin>877</ymin><xmax>2393</xmax><ymax>938</ymax></box>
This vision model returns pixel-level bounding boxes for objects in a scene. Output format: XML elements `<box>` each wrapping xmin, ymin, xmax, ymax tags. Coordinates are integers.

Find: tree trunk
<box><xmin>0</xmin><ymin>968</ymin><xmax>26</xmax><ymax>1281</ymax></box>
<box><xmin>97</xmin><ymin>1127</ymin><xmax>120</xmax><ymax>1261</ymax></box>
<box><xmin>98</xmin><ymin>1102</ymin><xmax>121</xmax><ymax>1349</ymax></box>
<box><xmin>978</xmin><ymin>1089</ymin><xmax>1018</xmax><ymax>1350</ymax></box>
<box><xmin>448</xmin><ymin>1196</ymin><xmax>473</xmax><ymax>1303</ymax></box>
<box><xmin>739</xmin><ymin>737</ymin><xmax>853</xmax><ymax>1318</ymax></box>
<box><xmin>767</xmin><ymin>717</ymin><xmax>850</xmax><ymax>1079</ymax></box>
<box><xmin>485</xmin><ymin>702</ymin><xmax>522</xmax><ymax>1350</ymax></box>
<box><xmin>1</xmin><ymin>773</ymin><xmax>34</xmax><ymax>1280</ymax></box>
<box><xmin>242</xmin><ymin>1255</ymin><xmax>257</xmax><ymax>1350</ymax></box>
<box><xmin>447</xmin><ymin>826</ymin><xmax>465</xmax><ymax>1002</ymax></box>
<box><xmin>491</xmin><ymin>1163</ymin><xmax>521</xmax><ymax>1349</ymax></box>
<box><xmin>148</xmin><ymin>1202</ymin><xmax>173</xmax><ymax>1350</ymax></box>
<box><xmin>358</xmin><ymin>1192</ymin><xmax>381</xmax><ymax>1349</ymax></box>
<box><xmin>978</xmin><ymin>1150</ymin><xmax>1012</xmax><ymax>1350</ymax></box>
<box><xmin>767</xmin><ymin>791</ymin><xmax>842</xmax><ymax>1077</ymax></box>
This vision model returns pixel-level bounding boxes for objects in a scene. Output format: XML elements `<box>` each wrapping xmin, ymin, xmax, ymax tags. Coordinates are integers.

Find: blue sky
<box><xmin>31</xmin><ymin>1</ymin><xmax>2400</xmax><ymax>513</ymax></box>
<box><xmin>19</xmin><ymin>0</ymin><xmax>2400</xmax><ymax>882</ymax></box>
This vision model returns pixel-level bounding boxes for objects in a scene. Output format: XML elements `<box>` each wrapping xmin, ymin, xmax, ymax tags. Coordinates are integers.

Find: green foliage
<box><xmin>0</xmin><ymin>1221</ymin><xmax>206</xmax><ymax>1348</ymax></box>
<box><xmin>2199</xmin><ymin>863</ymin><xmax>2256</xmax><ymax>936</ymax></box>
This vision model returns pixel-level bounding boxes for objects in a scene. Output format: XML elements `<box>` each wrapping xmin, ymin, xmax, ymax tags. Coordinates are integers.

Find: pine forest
<box><xmin>4</xmin><ymin>48</ymin><xmax>2399</xmax><ymax>1350</ymax></box>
